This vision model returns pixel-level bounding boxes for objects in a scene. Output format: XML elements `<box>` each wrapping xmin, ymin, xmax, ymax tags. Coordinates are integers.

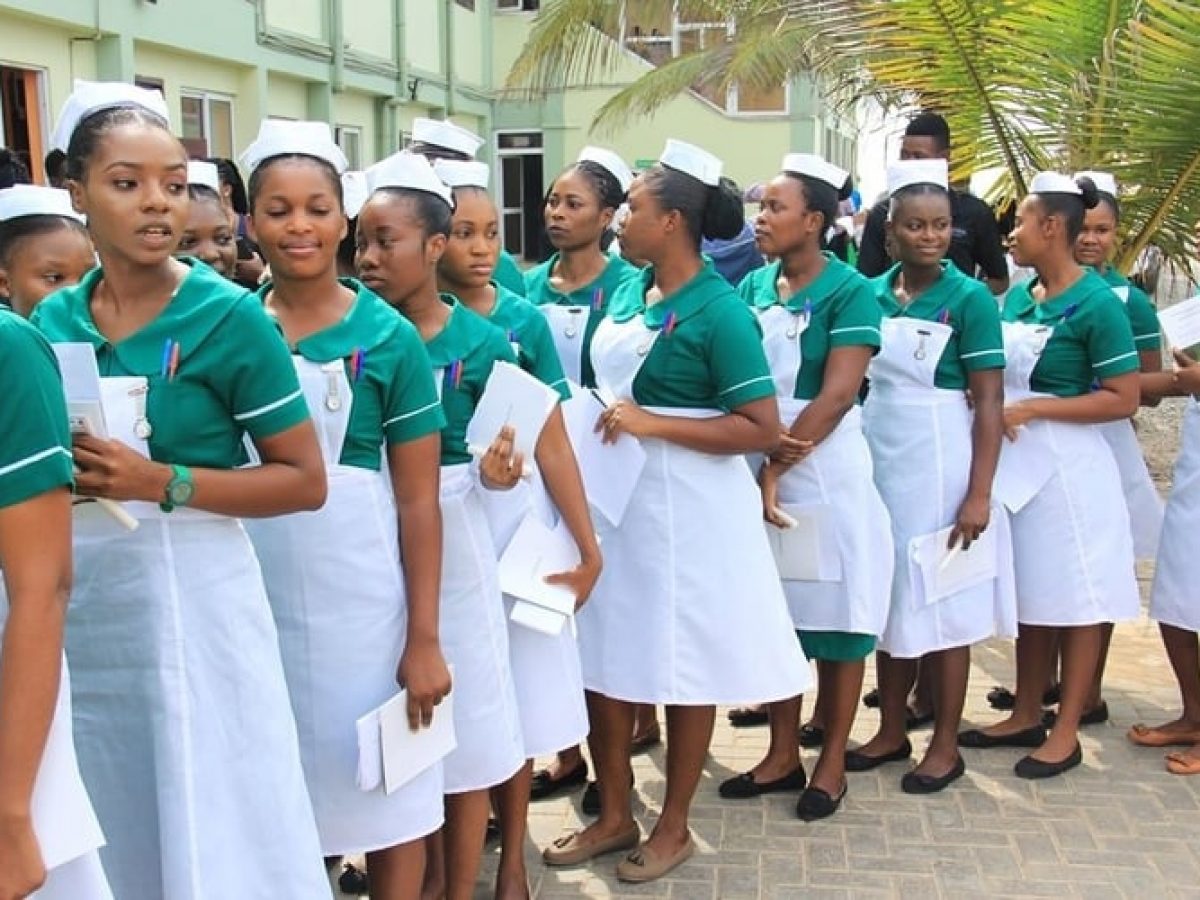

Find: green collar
<box><xmin>608</xmin><ymin>260</ymin><xmax>726</xmax><ymax>326</ymax></box>
<box><xmin>262</xmin><ymin>279</ymin><xmax>400</xmax><ymax>362</ymax></box>
<box><xmin>422</xmin><ymin>295</ymin><xmax>494</xmax><ymax>368</ymax></box>
<box><xmin>540</xmin><ymin>253</ymin><xmax>626</xmax><ymax>307</ymax></box>
<box><xmin>748</xmin><ymin>253</ymin><xmax>857</xmax><ymax>313</ymax></box>
<box><xmin>1009</xmin><ymin>271</ymin><xmax>1105</xmax><ymax>322</ymax></box>
<box><xmin>876</xmin><ymin>261</ymin><xmax>961</xmax><ymax>318</ymax></box>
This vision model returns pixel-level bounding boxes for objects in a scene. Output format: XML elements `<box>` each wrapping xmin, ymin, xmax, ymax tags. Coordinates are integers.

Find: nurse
<box><xmin>544</xmin><ymin>139</ymin><xmax>811</xmax><ymax>882</ymax></box>
<box><xmin>852</xmin><ymin>159</ymin><xmax>1011</xmax><ymax>793</ymax></box>
<box><xmin>0</xmin><ymin>185</ymin><xmax>94</xmax><ymax>317</ymax></box>
<box><xmin>175</xmin><ymin>160</ymin><xmax>237</xmax><ymax>280</ymax></box>
<box><xmin>238</xmin><ymin>121</ymin><xmax>450</xmax><ymax>899</ymax></box>
<box><xmin>722</xmin><ymin>153</ymin><xmax>891</xmax><ymax>820</ymax></box>
<box><xmin>431</xmin><ymin>156</ymin><xmax>601</xmax><ymax>900</ymax></box>
<box><xmin>0</xmin><ymin>308</ymin><xmax>111</xmax><ymax>900</ymax></box>
<box><xmin>33</xmin><ymin>81</ymin><xmax>330</xmax><ymax>897</ymax></box>
<box><xmin>958</xmin><ymin>173</ymin><xmax>1140</xmax><ymax>778</ymax></box>
<box><xmin>524</xmin><ymin>147</ymin><xmax>640</xmax><ymax>389</ymax></box>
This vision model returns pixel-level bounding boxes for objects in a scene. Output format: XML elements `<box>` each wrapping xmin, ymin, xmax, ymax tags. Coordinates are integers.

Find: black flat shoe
<box><xmin>862</xmin><ymin>688</ymin><xmax>881</xmax><ymax>709</ymax></box>
<box><xmin>798</xmin><ymin>723</ymin><xmax>825</xmax><ymax>748</ymax></box>
<box><xmin>901</xmin><ymin>756</ymin><xmax>966</xmax><ymax>794</ymax></box>
<box><xmin>1041</xmin><ymin>701</ymin><xmax>1109</xmax><ymax>730</ymax></box>
<box><xmin>987</xmin><ymin>684</ymin><xmax>1061</xmax><ymax>711</ymax></box>
<box><xmin>530</xmin><ymin>760</ymin><xmax>589</xmax><ymax>801</ymax></box>
<box><xmin>485</xmin><ymin>816</ymin><xmax>501</xmax><ymax>843</ymax></box>
<box><xmin>338</xmin><ymin>862</ymin><xmax>369</xmax><ymax>896</ymax></box>
<box><xmin>957</xmin><ymin>724</ymin><xmax>1047</xmax><ymax>749</ymax></box>
<box><xmin>796</xmin><ymin>782</ymin><xmax>847</xmax><ymax>821</ymax></box>
<box><xmin>905</xmin><ymin>707</ymin><xmax>935</xmax><ymax>730</ymax></box>
<box><xmin>1014</xmin><ymin>743</ymin><xmax>1082</xmax><ymax>779</ymax></box>
<box><xmin>727</xmin><ymin>707</ymin><xmax>770</xmax><ymax>728</ymax></box>
<box><xmin>845</xmin><ymin>738</ymin><xmax>913</xmax><ymax>772</ymax></box>
<box><xmin>581</xmin><ymin>772</ymin><xmax>635</xmax><ymax>816</ymax></box>
<box><xmin>718</xmin><ymin>767</ymin><xmax>806</xmax><ymax>799</ymax></box>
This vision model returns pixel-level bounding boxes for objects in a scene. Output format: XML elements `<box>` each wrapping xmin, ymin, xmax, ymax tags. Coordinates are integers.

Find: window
<box><xmin>180</xmin><ymin>91</ymin><xmax>234</xmax><ymax>159</ymax></box>
<box><xmin>496</xmin><ymin>0</ymin><xmax>539</xmax><ymax>9</ymax></box>
<box><xmin>454</xmin><ymin>0</ymin><xmax>475</xmax><ymax>9</ymax></box>
<box><xmin>335</xmin><ymin>125</ymin><xmax>362</xmax><ymax>170</ymax></box>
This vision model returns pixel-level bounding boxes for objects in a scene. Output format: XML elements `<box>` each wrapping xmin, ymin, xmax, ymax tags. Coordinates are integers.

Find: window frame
<box><xmin>179</xmin><ymin>88</ymin><xmax>235</xmax><ymax>159</ymax></box>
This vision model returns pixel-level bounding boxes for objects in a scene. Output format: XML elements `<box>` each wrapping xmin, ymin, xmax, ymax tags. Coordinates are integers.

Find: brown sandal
<box><xmin>543</xmin><ymin>825</ymin><xmax>640</xmax><ymax>867</ymax></box>
<box><xmin>616</xmin><ymin>834</ymin><xmax>696</xmax><ymax>883</ymax></box>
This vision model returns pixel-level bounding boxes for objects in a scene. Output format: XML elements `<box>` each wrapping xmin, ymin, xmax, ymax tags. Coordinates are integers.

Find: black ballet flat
<box><xmin>900</xmin><ymin>756</ymin><xmax>966</xmax><ymax>795</ymax></box>
<box><xmin>844</xmin><ymin>738</ymin><xmax>913</xmax><ymax>772</ymax></box>
<box><xmin>987</xmin><ymin>684</ymin><xmax>1061</xmax><ymax>711</ymax></box>
<box><xmin>718</xmin><ymin>767</ymin><xmax>806</xmax><ymax>799</ymax></box>
<box><xmin>795</xmin><ymin>782</ymin><xmax>847</xmax><ymax>822</ymax></box>
<box><xmin>530</xmin><ymin>760</ymin><xmax>589</xmax><ymax>801</ymax></box>
<box><xmin>1041</xmin><ymin>701</ymin><xmax>1110</xmax><ymax>730</ymax></box>
<box><xmin>862</xmin><ymin>688</ymin><xmax>881</xmax><ymax>709</ymax></box>
<box><xmin>338</xmin><ymin>862</ymin><xmax>370</xmax><ymax>895</ymax></box>
<box><xmin>957</xmin><ymin>724</ymin><xmax>1047</xmax><ymax>749</ymax></box>
<box><xmin>581</xmin><ymin>772</ymin><xmax>635</xmax><ymax>816</ymax></box>
<box><xmin>1014</xmin><ymin>743</ymin><xmax>1082</xmax><ymax>780</ymax></box>
<box><xmin>728</xmin><ymin>706</ymin><xmax>770</xmax><ymax>728</ymax></box>
<box><xmin>798</xmin><ymin>723</ymin><xmax>825</xmax><ymax>748</ymax></box>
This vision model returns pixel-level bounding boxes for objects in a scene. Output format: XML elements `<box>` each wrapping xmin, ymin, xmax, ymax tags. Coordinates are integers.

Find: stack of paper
<box><xmin>499</xmin><ymin>514</ymin><xmax>585</xmax><ymax>635</ymax></box>
<box><xmin>993</xmin><ymin>425</ymin><xmax>1055</xmax><ymax>513</ymax></box>
<box><xmin>560</xmin><ymin>387</ymin><xmax>646</xmax><ymax>527</ymax></box>
<box><xmin>51</xmin><ymin>343</ymin><xmax>107</xmax><ymax>437</ymax></box>
<box><xmin>465</xmin><ymin>361</ymin><xmax>560</xmax><ymax>473</ymax></box>
<box><xmin>765</xmin><ymin>504</ymin><xmax>843</xmax><ymax>582</ymax></box>
<box><xmin>909</xmin><ymin>524</ymin><xmax>998</xmax><ymax>604</ymax></box>
<box><xmin>356</xmin><ymin>683</ymin><xmax>456</xmax><ymax>795</ymax></box>
<box><xmin>1158</xmin><ymin>295</ymin><xmax>1200</xmax><ymax>360</ymax></box>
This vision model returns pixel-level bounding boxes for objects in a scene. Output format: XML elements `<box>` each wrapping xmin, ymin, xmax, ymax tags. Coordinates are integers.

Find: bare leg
<box><xmin>911</xmin><ymin>657</ymin><xmax>934</xmax><ymax>717</ymax></box>
<box><xmin>633</xmin><ymin>704</ymin><xmax>661</xmax><ymax>744</ymax></box>
<box><xmin>443</xmin><ymin>790</ymin><xmax>492</xmax><ymax>900</ymax></box>
<box><xmin>641</xmin><ymin>705</ymin><xmax>715</xmax><ymax>857</ymax></box>
<box><xmin>979</xmin><ymin>623</ymin><xmax>1056</xmax><ymax>735</ymax></box>
<box><xmin>915</xmin><ymin>646</ymin><xmax>969</xmax><ymax>776</ymax></box>
<box><xmin>745</xmin><ymin>696</ymin><xmax>803</xmax><ymax>781</ymax></box>
<box><xmin>1131</xmin><ymin>624</ymin><xmax>1200</xmax><ymax>742</ymax></box>
<box><xmin>805</xmin><ymin>687</ymin><xmax>825</xmax><ymax>732</ymax></box>
<box><xmin>1084</xmin><ymin>622</ymin><xmax>1114</xmax><ymax>710</ymax></box>
<box><xmin>421</xmin><ymin>831</ymin><xmax>445</xmax><ymax>900</ymax></box>
<box><xmin>492</xmin><ymin>761</ymin><xmax>533</xmax><ymax>900</ymax></box>
<box><xmin>853</xmin><ymin>651</ymin><xmax>914</xmax><ymax>757</ymax></box>
<box><xmin>808</xmin><ymin>659</ymin><xmax>864</xmax><ymax>795</ymax></box>
<box><xmin>563</xmin><ymin>691</ymin><xmax>636</xmax><ymax>844</ymax></box>
<box><xmin>1032</xmin><ymin>624</ymin><xmax>1099</xmax><ymax>762</ymax></box>
<box><xmin>368</xmin><ymin>839</ymin><xmax>426</xmax><ymax>900</ymax></box>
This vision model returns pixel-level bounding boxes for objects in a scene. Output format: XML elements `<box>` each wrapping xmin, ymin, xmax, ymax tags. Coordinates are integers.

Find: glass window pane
<box><xmin>502</xmin><ymin>157</ymin><xmax>522</xmax><ymax>208</ymax></box>
<box><xmin>503</xmin><ymin>212</ymin><xmax>523</xmax><ymax>255</ymax></box>
<box><xmin>180</xmin><ymin>96</ymin><xmax>204</xmax><ymax>143</ymax></box>
<box><xmin>209</xmin><ymin>99</ymin><xmax>234</xmax><ymax>158</ymax></box>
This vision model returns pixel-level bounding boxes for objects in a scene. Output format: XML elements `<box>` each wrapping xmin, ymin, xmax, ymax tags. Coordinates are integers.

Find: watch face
<box><xmin>169</xmin><ymin>480</ymin><xmax>195</xmax><ymax>505</ymax></box>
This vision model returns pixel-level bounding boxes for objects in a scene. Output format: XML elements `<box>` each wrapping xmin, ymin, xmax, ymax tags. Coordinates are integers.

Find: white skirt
<box><xmin>438</xmin><ymin>465</ymin><xmax>525</xmax><ymax>792</ymax></box>
<box><xmin>577</xmin><ymin>410</ymin><xmax>813</xmax><ymax>705</ymax></box>
<box><xmin>247</xmin><ymin>466</ymin><xmax>443</xmax><ymax>854</ymax></box>
<box><xmin>1150</xmin><ymin>399</ymin><xmax>1200</xmax><ymax>632</ymax></box>
<box><xmin>1099</xmin><ymin>417</ymin><xmax>1164</xmax><ymax>560</ymax></box>
<box><xmin>775</xmin><ymin>400</ymin><xmax>894</xmax><ymax>637</ymax></box>
<box><xmin>1005</xmin><ymin>420</ymin><xmax>1140</xmax><ymax>626</ymax></box>
<box><xmin>66</xmin><ymin>506</ymin><xmax>328</xmax><ymax>900</ymax></box>
<box><xmin>863</xmin><ymin>387</ymin><xmax>1017</xmax><ymax>657</ymax></box>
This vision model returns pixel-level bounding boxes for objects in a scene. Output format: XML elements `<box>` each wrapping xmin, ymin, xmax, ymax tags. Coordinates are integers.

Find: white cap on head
<box><xmin>1074</xmin><ymin>170</ymin><xmax>1117</xmax><ymax>197</ymax></box>
<box><xmin>239</xmin><ymin>120</ymin><xmax>349</xmax><ymax>176</ymax></box>
<box><xmin>886</xmin><ymin>159</ymin><xmax>949</xmax><ymax>196</ymax></box>
<box><xmin>577</xmin><ymin>146</ymin><xmax>633</xmax><ymax>194</ymax></box>
<box><xmin>341</xmin><ymin>171</ymin><xmax>369</xmax><ymax>219</ymax></box>
<box><xmin>781</xmin><ymin>153</ymin><xmax>849</xmax><ymax>190</ymax></box>
<box><xmin>411</xmin><ymin>117</ymin><xmax>485</xmax><ymax>159</ymax></box>
<box><xmin>659</xmin><ymin>139</ymin><xmax>722</xmax><ymax>187</ymax></box>
<box><xmin>1030</xmin><ymin>172</ymin><xmax>1081</xmax><ymax>196</ymax></box>
<box><xmin>366</xmin><ymin>151</ymin><xmax>454</xmax><ymax>208</ymax></box>
<box><xmin>187</xmin><ymin>161</ymin><xmax>221</xmax><ymax>194</ymax></box>
<box><xmin>51</xmin><ymin>79</ymin><xmax>170</xmax><ymax>153</ymax></box>
<box><xmin>0</xmin><ymin>185</ymin><xmax>84</xmax><ymax>223</ymax></box>
<box><xmin>433</xmin><ymin>159</ymin><xmax>490</xmax><ymax>190</ymax></box>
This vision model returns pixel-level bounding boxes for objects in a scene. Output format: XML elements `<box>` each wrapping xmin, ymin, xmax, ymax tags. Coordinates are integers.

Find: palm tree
<box><xmin>506</xmin><ymin>0</ymin><xmax>1200</xmax><ymax>272</ymax></box>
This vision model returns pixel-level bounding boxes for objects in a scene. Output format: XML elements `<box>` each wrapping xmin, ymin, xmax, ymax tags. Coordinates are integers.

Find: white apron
<box><xmin>66</xmin><ymin>378</ymin><xmax>328</xmax><ymax>900</ymax></box>
<box><xmin>862</xmin><ymin>317</ymin><xmax>1017</xmax><ymax>658</ymax></box>
<box><xmin>541</xmin><ymin>304</ymin><xmax>590</xmax><ymax>387</ymax></box>
<box><xmin>575</xmin><ymin>314</ymin><xmax>813</xmax><ymax>704</ymax></box>
<box><xmin>0</xmin><ymin>594</ymin><xmax>111</xmax><ymax>900</ymax></box>
<box><xmin>1098</xmin><ymin>418</ymin><xmax>1163</xmax><ymax>559</ymax></box>
<box><xmin>757</xmin><ymin>304</ymin><xmax>893</xmax><ymax>638</ymax></box>
<box><xmin>995</xmin><ymin>322</ymin><xmax>1139</xmax><ymax>626</ymax></box>
<box><xmin>437</xmin><ymin>464</ymin><xmax>525</xmax><ymax>792</ymax></box>
<box><xmin>1150</xmin><ymin>398</ymin><xmax>1200</xmax><ymax>632</ymax></box>
<box><xmin>245</xmin><ymin>358</ymin><xmax>443</xmax><ymax>854</ymax></box>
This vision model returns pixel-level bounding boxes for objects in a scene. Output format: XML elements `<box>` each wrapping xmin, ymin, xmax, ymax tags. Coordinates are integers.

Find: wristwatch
<box><xmin>159</xmin><ymin>464</ymin><xmax>195</xmax><ymax>512</ymax></box>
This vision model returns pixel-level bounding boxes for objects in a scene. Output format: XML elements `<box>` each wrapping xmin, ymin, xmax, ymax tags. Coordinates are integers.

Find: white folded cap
<box><xmin>187</xmin><ymin>161</ymin><xmax>221</xmax><ymax>194</ymax></box>
<box><xmin>886</xmin><ymin>159</ymin><xmax>949</xmax><ymax>196</ymax></box>
<box><xmin>781</xmin><ymin>153</ymin><xmax>848</xmax><ymax>190</ymax></box>
<box><xmin>433</xmin><ymin>159</ymin><xmax>490</xmax><ymax>190</ymax></box>
<box><xmin>239</xmin><ymin>120</ymin><xmax>348</xmax><ymax>176</ymax></box>
<box><xmin>1030</xmin><ymin>172</ymin><xmax>1081</xmax><ymax>196</ymax></box>
<box><xmin>411</xmin><ymin>117</ymin><xmax>484</xmax><ymax>159</ymax></box>
<box><xmin>341</xmin><ymin>171</ymin><xmax>369</xmax><ymax>219</ymax></box>
<box><xmin>0</xmin><ymin>185</ymin><xmax>84</xmax><ymax>223</ymax></box>
<box><xmin>577</xmin><ymin>146</ymin><xmax>633</xmax><ymax>193</ymax></box>
<box><xmin>366</xmin><ymin>151</ymin><xmax>454</xmax><ymax>208</ymax></box>
<box><xmin>1074</xmin><ymin>170</ymin><xmax>1117</xmax><ymax>197</ymax></box>
<box><xmin>659</xmin><ymin>139</ymin><xmax>722</xmax><ymax>187</ymax></box>
<box><xmin>51</xmin><ymin>79</ymin><xmax>170</xmax><ymax>153</ymax></box>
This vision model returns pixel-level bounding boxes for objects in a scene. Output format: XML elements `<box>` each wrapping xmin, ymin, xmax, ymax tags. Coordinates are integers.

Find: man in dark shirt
<box><xmin>858</xmin><ymin>112</ymin><xmax>1009</xmax><ymax>295</ymax></box>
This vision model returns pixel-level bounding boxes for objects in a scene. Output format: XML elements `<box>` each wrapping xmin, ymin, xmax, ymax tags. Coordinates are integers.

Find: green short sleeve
<box><xmin>707</xmin><ymin>301</ymin><xmax>776</xmax><ymax>409</ymax></box>
<box><xmin>219</xmin><ymin>297</ymin><xmax>310</xmax><ymax>439</ymax></box>
<box><xmin>494</xmin><ymin>251</ymin><xmax>526</xmax><ymax>297</ymax></box>
<box><xmin>1125</xmin><ymin>285</ymin><xmax>1162</xmax><ymax>351</ymax></box>
<box><xmin>956</xmin><ymin>282</ymin><xmax>1006</xmax><ymax>372</ymax></box>
<box><xmin>828</xmin><ymin>281</ymin><xmax>883</xmax><ymax>350</ymax></box>
<box><xmin>0</xmin><ymin>313</ymin><xmax>73</xmax><ymax>508</ymax></box>
<box><xmin>382</xmin><ymin>326</ymin><xmax>446</xmax><ymax>445</ymax></box>
<box><xmin>1087</xmin><ymin>296</ymin><xmax>1141</xmax><ymax>380</ymax></box>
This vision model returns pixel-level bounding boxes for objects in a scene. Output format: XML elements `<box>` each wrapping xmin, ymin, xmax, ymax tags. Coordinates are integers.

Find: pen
<box><xmin>664</xmin><ymin>311</ymin><xmax>678</xmax><ymax>336</ymax></box>
<box><xmin>591</xmin><ymin>287</ymin><xmax>604</xmax><ymax>312</ymax></box>
<box><xmin>168</xmin><ymin>341</ymin><xmax>181</xmax><ymax>382</ymax></box>
<box><xmin>160</xmin><ymin>339</ymin><xmax>173</xmax><ymax>378</ymax></box>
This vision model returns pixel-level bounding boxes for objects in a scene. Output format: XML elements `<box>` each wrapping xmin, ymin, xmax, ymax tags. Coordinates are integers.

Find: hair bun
<box><xmin>837</xmin><ymin>174</ymin><xmax>854</xmax><ymax>203</ymax></box>
<box><xmin>1075</xmin><ymin>175</ymin><xmax>1100</xmax><ymax>210</ymax></box>
<box><xmin>701</xmin><ymin>176</ymin><xmax>745</xmax><ymax>241</ymax></box>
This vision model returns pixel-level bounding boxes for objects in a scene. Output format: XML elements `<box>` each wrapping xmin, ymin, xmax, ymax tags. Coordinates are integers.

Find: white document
<box><xmin>993</xmin><ymin>425</ymin><xmax>1056</xmax><ymax>513</ymax></box>
<box><xmin>499</xmin><ymin>514</ymin><xmax>582</xmax><ymax>634</ymax></box>
<box><xmin>355</xmin><ymin>681</ymin><xmax>457</xmax><ymax>795</ymax></box>
<box><xmin>765</xmin><ymin>504</ymin><xmax>843</xmax><ymax>582</ymax></box>
<box><xmin>560</xmin><ymin>387</ymin><xmax>646</xmax><ymax>527</ymax></box>
<box><xmin>52</xmin><ymin>343</ymin><xmax>106</xmax><ymax>436</ymax></box>
<box><xmin>1157</xmin><ymin>295</ymin><xmax>1200</xmax><ymax>353</ymax></box>
<box><xmin>910</xmin><ymin>524</ymin><xmax>998</xmax><ymax>604</ymax></box>
<box><xmin>465</xmin><ymin>361</ymin><xmax>559</xmax><ymax>468</ymax></box>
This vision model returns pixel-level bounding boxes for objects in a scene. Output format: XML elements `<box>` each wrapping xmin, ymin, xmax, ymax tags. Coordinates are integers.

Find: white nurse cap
<box><xmin>239</xmin><ymin>120</ymin><xmax>349</xmax><ymax>176</ymax></box>
<box><xmin>1074</xmin><ymin>170</ymin><xmax>1117</xmax><ymax>197</ymax></box>
<box><xmin>433</xmin><ymin>159</ymin><xmax>490</xmax><ymax>190</ymax></box>
<box><xmin>781</xmin><ymin>153</ymin><xmax>849</xmax><ymax>190</ymax></box>
<box><xmin>577</xmin><ymin>146</ymin><xmax>633</xmax><ymax>193</ymax></box>
<box><xmin>411</xmin><ymin>117</ymin><xmax>484</xmax><ymax>159</ymax></box>
<box><xmin>366</xmin><ymin>151</ymin><xmax>454</xmax><ymax>208</ymax></box>
<box><xmin>51</xmin><ymin>79</ymin><xmax>170</xmax><ymax>153</ymax></box>
<box><xmin>1030</xmin><ymin>172</ymin><xmax>1081</xmax><ymax>196</ymax></box>
<box><xmin>659</xmin><ymin>139</ymin><xmax>722</xmax><ymax>187</ymax></box>
<box><xmin>0</xmin><ymin>185</ymin><xmax>84</xmax><ymax>223</ymax></box>
<box><xmin>886</xmin><ymin>159</ymin><xmax>949</xmax><ymax>196</ymax></box>
<box><xmin>341</xmin><ymin>171</ymin><xmax>369</xmax><ymax>219</ymax></box>
<box><xmin>186</xmin><ymin>161</ymin><xmax>221</xmax><ymax>194</ymax></box>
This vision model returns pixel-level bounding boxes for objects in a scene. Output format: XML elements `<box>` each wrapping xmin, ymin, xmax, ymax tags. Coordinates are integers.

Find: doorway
<box><xmin>496</xmin><ymin>130</ymin><xmax>545</xmax><ymax>263</ymax></box>
<box><xmin>0</xmin><ymin>66</ymin><xmax>47</xmax><ymax>184</ymax></box>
